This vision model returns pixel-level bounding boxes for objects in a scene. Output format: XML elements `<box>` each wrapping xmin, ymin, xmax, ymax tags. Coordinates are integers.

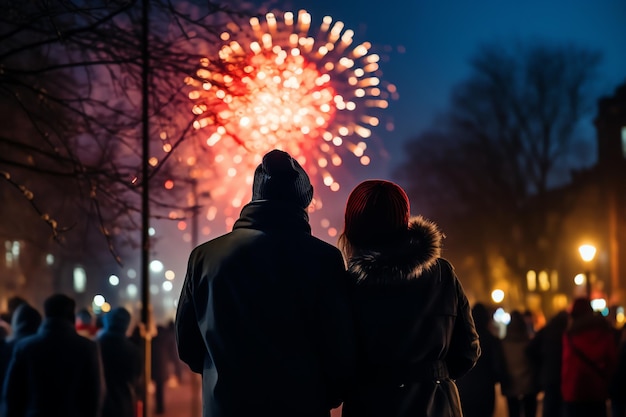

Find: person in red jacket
<box><xmin>561</xmin><ymin>297</ymin><xmax>618</xmax><ymax>417</ymax></box>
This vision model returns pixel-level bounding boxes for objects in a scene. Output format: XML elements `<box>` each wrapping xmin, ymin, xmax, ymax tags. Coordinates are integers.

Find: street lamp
<box><xmin>578</xmin><ymin>244</ymin><xmax>597</xmax><ymax>297</ymax></box>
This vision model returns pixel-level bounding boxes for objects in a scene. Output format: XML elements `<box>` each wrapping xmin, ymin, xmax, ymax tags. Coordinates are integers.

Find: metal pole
<box><xmin>190</xmin><ymin>178</ymin><xmax>200</xmax><ymax>417</ymax></box>
<box><xmin>140</xmin><ymin>0</ymin><xmax>152</xmax><ymax>415</ymax></box>
<box><xmin>586</xmin><ymin>269</ymin><xmax>592</xmax><ymax>299</ymax></box>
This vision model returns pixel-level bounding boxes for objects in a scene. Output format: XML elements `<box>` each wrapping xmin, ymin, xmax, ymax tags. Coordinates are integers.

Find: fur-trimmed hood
<box><xmin>347</xmin><ymin>215</ymin><xmax>444</xmax><ymax>284</ymax></box>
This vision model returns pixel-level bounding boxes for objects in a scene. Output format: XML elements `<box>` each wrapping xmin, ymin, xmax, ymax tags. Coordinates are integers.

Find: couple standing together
<box><xmin>175</xmin><ymin>149</ymin><xmax>481</xmax><ymax>417</ymax></box>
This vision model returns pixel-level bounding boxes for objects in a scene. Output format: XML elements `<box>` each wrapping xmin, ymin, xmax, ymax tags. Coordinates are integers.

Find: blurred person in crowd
<box><xmin>75</xmin><ymin>307</ymin><xmax>97</xmax><ymax>339</ymax></box>
<box><xmin>337</xmin><ymin>180</ymin><xmax>480</xmax><ymax>417</ymax></box>
<box><xmin>163</xmin><ymin>319</ymin><xmax>183</xmax><ymax>383</ymax></box>
<box><xmin>97</xmin><ymin>307</ymin><xmax>141</xmax><ymax>417</ymax></box>
<box><xmin>6</xmin><ymin>297</ymin><xmax>27</xmax><ymax>322</ymax></box>
<box><xmin>561</xmin><ymin>297</ymin><xmax>617</xmax><ymax>417</ymax></box>
<box><xmin>501</xmin><ymin>310</ymin><xmax>538</xmax><ymax>417</ymax></box>
<box><xmin>176</xmin><ymin>149</ymin><xmax>356</xmax><ymax>417</ymax></box>
<box><xmin>0</xmin><ymin>303</ymin><xmax>41</xmax><ymax>404</ymax></box>
<box><xmin>522</xmin><ymin>310</ymin><xmax>537</xmax><ymax>338</ymax></box>
<box><xmin>0</xmin><ymin>322</ymin><xmax>7</xmax><ymax>345</ymax></box>
<box><xmin>1</xmin><ymin>293</ymin><xmax>104</xmax><ymax>417</ymax></box>
<box><xmin>151</xmin><ymin>323</ymin><xmax>174</xmax><ymax>414</ymax></box>
<box><xmin>457</xmin><ymin>302</ymin><xmax>507</xmax><ymax>417</ymax></box>
<box><xmin>526</xmin><ymin>310</ymin><xmax>569</xmax><ymax>417</ymax></box>
<box><xmin>0</xmin><ymin>296</ymin><xmax>27</xmax><ymax>332</ymax></box>
<box><xmin>610</xmin><ymin>325</ymin><xmax>626</xmax><ymax>417</ymax></box>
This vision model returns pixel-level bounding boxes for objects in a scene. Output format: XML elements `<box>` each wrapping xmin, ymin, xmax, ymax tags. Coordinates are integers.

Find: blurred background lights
<box><xmin>493</xmin><ymin>307</ymin><xmax>511</xmax><ymax>325</ymax></box>
<box><xmin>491</xmin><ymin>289</ymin><xmax>505</xmax><ymax>303</ymax></box>
<box><xmin>73</xmin><ymin>266</ymin><xmax>87</xmax><ymax>293</ymax></box>
<box><xmin>591</xmin><ymin>298</ymin><xmax>607</xmax><ymax>314</ymax></box>
<box><xmin>93</xmin><ymin>294</ymin><xmax>105</xmax><ymax>307</ymax></box>
<box><xmin>165</xmin><ymin>270</ymin><xmax>175</xmax><ymax>280</ymax></box>
<box><xmin>127</xmin><ymin>284</ymin><xmax>138</xmax><ymax>298</ymax></box>
<box><xmin>108</xmin><ymin>275</ymin><xmax>120</xmax><ymax>286</ymax></box>
<box><xmin>162</xmin><ymin>281</ymin><xmax>173</xmax><ymax>292</ymax></box>
<box><xmin>574</xmin><ymin>273</ymin><xmax>586</xmax><ymax>286</ymax></box>
<box><xmin>150</xmin><ymin>260</ymin><xmax>164</xmax><ymax>273</ymax></box>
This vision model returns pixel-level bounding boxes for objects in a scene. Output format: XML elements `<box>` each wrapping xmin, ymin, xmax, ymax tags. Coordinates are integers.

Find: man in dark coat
<box><xmin>1</xmin><ymin>293</ymin><xmax>104</xmax><ymax>417</ymax></box>
<box><xmin>176</xmin><ymin>149</ymin><xmax>356</xmax><ymax>417</ymax></box>
<box><xmin>97</xmin><ymin>307</ymin><xmax>142</xmax><ymax>417</ymax></box>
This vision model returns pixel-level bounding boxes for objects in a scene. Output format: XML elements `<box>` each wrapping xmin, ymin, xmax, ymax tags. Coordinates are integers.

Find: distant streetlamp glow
<box><xmin>574</xmin><ymin>274</ymin><xmax>586</xmax><ymax>286</ymax></box>
<box><xmin>578</xmin><ymin>244</ymin><xmax>596</xmax><ymax>297</ymax></box>
<box><xmin>578</xmin><ymin>244</ymin><xmax>597</xmax><ymax>262</ymax></box>
<box><xmin>491</xmin><ymin>289</ymin><xmax>505</xmax><ymax>303</ymax></box>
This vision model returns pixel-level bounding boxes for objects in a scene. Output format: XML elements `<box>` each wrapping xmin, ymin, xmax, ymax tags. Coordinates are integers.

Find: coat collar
<box><xmin>233</xmin><ymin>200</ymin><xmax>312</xmax><ymax>234</ymax></box>
<box><xmin>39</xmin><ymin>317</ymin><xmax>77</xmax><ymax>334</ymax></box>
<box><xmin>348</xmin><ymin>215</ymin><xmax>443</xmax><ymax>284</ymax></box>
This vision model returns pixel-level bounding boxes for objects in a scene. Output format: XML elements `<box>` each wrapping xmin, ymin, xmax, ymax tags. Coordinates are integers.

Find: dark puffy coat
<box><xmin>341</xmin><ymin>216</ymin><xmax>480</xmax><ymax>417</ymax></box>
<box><xmin>1</xmin><ymin>317</ymin><xmax>104</xmax><ymax>417</ymax></box>
<box><xmin>175</xmin><ymin>200</ymin><xmax>356</xmax><ymax>417</ymax></box>
<box><xmin>97</xmin><ymin>308</ymin><xmax>142</xmax><ymax>417</ymax></box>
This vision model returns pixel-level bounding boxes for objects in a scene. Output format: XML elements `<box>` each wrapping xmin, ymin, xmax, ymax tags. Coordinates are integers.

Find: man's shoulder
<box><xmin>12</xmin><ymin>333</ymin><xmax>44</xmax><ymax>355</ymax></box>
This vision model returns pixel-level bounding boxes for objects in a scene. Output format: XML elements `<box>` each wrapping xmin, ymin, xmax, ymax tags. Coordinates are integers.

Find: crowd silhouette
<box><xmin>0</xmin><ymin>294</ymin><xmax>182</xmax><ymax>417</ymax></box>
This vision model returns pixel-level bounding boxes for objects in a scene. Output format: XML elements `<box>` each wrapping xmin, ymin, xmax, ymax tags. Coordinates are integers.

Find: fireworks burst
<box><xmin>180</xmin><ymin>9</ymin><xmax>396</xmax><ymax>237</ymax></box>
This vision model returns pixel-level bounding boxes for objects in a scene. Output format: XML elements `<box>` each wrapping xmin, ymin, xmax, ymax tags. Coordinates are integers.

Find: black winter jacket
<box><xmin>1</xmin><ymin>318</ymin><xmax>104</xmax><ymax>417</ymax></box>
<box><xmin>341</xmin><ymin>216</ymin><xmax>480</xmax><ymax>417</ymax></box>
<box><xmin>176</xmin><ymin>200</ymin><xmax>356</xmax><ymax>417</ymax></box>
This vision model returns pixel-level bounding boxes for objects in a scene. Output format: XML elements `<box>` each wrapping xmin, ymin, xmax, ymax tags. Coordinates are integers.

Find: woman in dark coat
<box><xmin>456</xmin><ymin>303</ymin><xmax>507</xmax><ymax>417</ymax></box>
<box><xmin>338</xmin><ymin>180</ymin><xmax>480</xmax><ymax>417</ymax></box>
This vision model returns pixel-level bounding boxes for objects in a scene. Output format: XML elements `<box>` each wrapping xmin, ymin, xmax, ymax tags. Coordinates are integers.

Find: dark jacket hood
<box><xmin>10</xmin><ymin>303</ymin><xmax>42</xmax><ymax>340</ymax></box>
<box><xmin>348</xmin><ymin>215</ymin><xmax>443</xmax><ymax>284</ymax></box>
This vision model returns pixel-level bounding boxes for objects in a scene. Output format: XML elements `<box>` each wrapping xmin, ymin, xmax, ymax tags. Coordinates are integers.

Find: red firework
<box><xmin>180</xmin><ymin>9</ymin><xmax>395</xmax><ymax>237</ymax></box>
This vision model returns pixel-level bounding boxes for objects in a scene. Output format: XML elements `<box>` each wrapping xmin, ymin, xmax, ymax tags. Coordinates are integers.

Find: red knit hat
<box><xmin>343</xmin><ymin>180</ymin><xmax>410</xmax><ymax>249</ymax></box>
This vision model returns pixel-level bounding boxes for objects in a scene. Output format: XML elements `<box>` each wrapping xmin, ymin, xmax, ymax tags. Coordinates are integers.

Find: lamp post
<box><xmin>578</xmin><ymin>244</ymin><xmax>597</xmax><ymax>298</ymax></box>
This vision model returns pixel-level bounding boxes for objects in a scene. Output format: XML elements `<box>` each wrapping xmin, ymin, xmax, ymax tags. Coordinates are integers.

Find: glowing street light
<box><xmin>491</xmin><ymin>289</ymin><xmax>505</xmax><ymax>304</ymax></box>
<box><xmin>578</xmin><ymin>244</ymin><xmax>597</xmax><ymax>297</ymax></box>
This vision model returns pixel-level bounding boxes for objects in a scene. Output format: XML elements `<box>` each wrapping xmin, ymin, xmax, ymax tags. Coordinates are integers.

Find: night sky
<box><xmin>276</xmin><ymin>0</ymin><xmax>626</xmax><ymax>178</ymax></box>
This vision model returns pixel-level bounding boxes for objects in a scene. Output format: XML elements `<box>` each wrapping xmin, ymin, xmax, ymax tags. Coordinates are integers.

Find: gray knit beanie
<box><xmin>252</xmin><ymin>149</ymin><xmax>314</xmax><ymax>208</ymax></box>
